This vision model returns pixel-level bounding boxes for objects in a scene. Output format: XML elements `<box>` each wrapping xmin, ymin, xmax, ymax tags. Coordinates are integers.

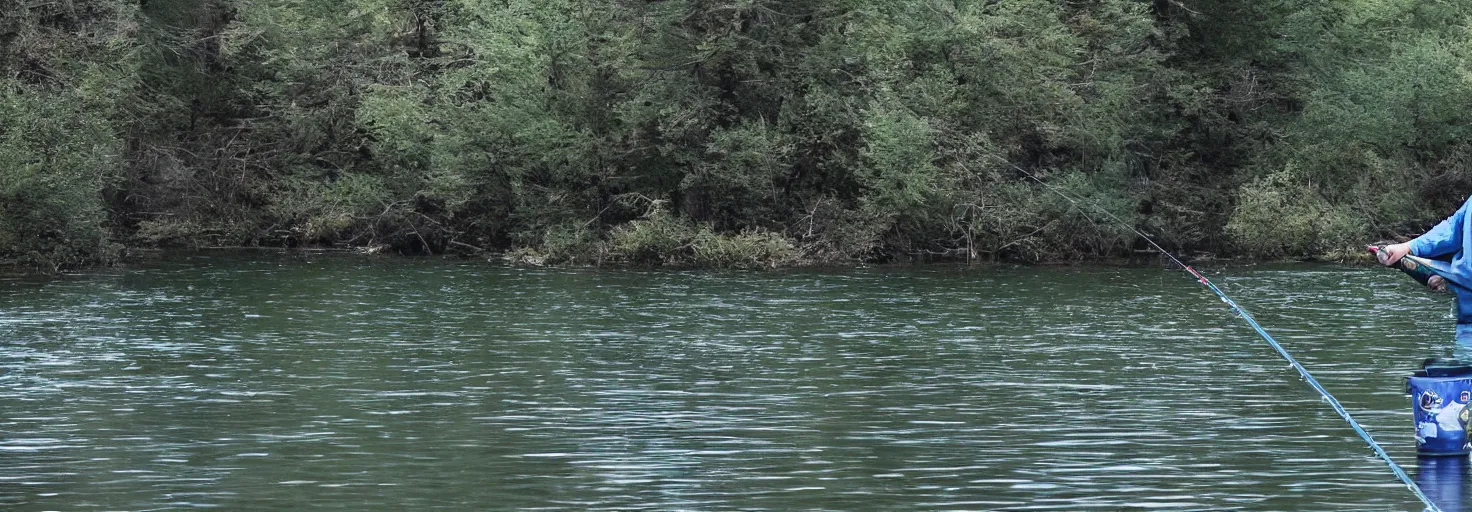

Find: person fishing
<box><xmin>1376</xmin><ymin>198</ymin><xmax>1472</xmax><ymax>358</ymax></box>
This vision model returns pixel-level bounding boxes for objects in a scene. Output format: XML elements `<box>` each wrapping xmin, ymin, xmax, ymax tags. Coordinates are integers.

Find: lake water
<box><xmin>0</xmin><ymin>254</ymin><xmax>1465</xmax><ymax>511</ymax></box>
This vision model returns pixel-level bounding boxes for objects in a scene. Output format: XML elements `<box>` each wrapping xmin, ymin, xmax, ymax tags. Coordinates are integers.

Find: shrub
<box><xmin>1227</xmin><ymin>168</ymin><xmax>1367</xmax><ymax>258</ymax></box>
<box><xmin>0</xmin><ymin>82</ymin><xmax>121</xmax><ymax>270</ymax></box>
<box><xmin>691</xmin><ymin>227</ymin><xmax>797</xmax><ymax>269</ymax></box>
<box><xmin>539</xmin><ymin>223</ymin><xmax>602</xmax><ymax>265</ymax></box>
<box><xmin>607</xmin><ymin>205</ymin><xmax>698</xmax><ymax>265</ymax></box>
<box><xmin>608</xmin><ymin>205</ymin><xmax>799</xmax><ymax>268</ymax></box>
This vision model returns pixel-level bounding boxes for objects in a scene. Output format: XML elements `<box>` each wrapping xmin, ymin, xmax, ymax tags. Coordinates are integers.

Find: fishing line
<box><xmin>995</xmin><ymin>159</ymin><xmax>1443</xmax><ymax>512</ymax></box>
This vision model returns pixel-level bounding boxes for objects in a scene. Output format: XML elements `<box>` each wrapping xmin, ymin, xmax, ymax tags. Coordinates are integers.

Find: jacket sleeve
<box><xmin>1412</xmin><ymin>199</ymin><xmax>1472</xmax><ymax>259</ymax></box>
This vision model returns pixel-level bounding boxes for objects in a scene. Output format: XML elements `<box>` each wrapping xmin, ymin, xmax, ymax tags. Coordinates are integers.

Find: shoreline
<box><xmin>2</xmin><ymin>244</ymin><xmax>1384</xmax><ymax>277</ymax></box>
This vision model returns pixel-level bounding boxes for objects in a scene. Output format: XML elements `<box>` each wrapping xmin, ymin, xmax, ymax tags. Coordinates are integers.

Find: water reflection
<box><xmin>1419</xmin><ymin>456</ymin><xmax>1472</xmax><ymax>512</ymax></box>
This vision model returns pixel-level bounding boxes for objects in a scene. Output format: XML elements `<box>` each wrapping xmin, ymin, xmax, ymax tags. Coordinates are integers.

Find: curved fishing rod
<box><xmin>995</xmin><ymin>159</ymin><xmax>1444</xmax><ymax>512</ymax></box>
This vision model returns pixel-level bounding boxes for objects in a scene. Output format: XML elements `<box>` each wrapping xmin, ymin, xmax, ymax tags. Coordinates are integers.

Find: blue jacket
<box><xmin>1410</xmin><ymin>198</ymin><xmax>1472</xmax><ymax>324</ymax></box>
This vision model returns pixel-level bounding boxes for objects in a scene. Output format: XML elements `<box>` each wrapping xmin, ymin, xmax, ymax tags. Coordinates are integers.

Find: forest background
<box><xmin>3</xmin><ymin>0</ymin><xmax>1471</xmax><ymax>270</ymax></box>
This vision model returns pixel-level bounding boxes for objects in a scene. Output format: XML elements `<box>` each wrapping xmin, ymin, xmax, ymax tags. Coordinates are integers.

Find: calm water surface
<box><xmin>0</xmin><ymin>254</ymin><xmax>1466</xmax><ymax>511</ymax></box>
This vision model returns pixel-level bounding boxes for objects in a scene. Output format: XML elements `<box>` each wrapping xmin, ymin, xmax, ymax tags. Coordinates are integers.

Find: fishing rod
<box><xmin>995</xmin><ymin>159</ymin><xmax>1444</xmax><ymax>512</ymax></box>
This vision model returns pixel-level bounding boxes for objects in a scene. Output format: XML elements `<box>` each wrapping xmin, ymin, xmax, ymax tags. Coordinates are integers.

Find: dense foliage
<box><xmin>3</xmin><ymin>0</ymin><xmax>1471</xmax><ymax>269</ymax></box>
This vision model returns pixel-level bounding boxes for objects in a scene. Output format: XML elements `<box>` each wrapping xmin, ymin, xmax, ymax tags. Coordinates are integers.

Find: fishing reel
<box><xmin>1370</xmin><ymin>245</ymin><xmax>1449</xmax><ymax>293</ymax></box>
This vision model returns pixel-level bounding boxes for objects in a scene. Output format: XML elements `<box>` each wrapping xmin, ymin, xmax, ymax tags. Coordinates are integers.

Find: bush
<box><xmin>606</xmin><ymin>205</ymin><xmax>800</xmax><ymax>268</ymax></box>
<box><xmin>0</xmin><ymin>82</ymin><xmax>121</xmax><ymax>270</ymax></box>
<box><xmin>691</xmin><ymin>227</ymin><xmax>797</xmax><ymax>269</ymax></box>
<box><xmin>539</xmin><ymin>223</ymin><xmax>602</xmax><ymax>265</ymax></box>
<box><xmin>1227</xmin><ymin>168</ymin><xmax>1366</xmax><ymax>258</ymax></box>
<box><xmin>607</xmin><ymin>205</ymin><xmax>698</xmax><ymax>265</ymax></box>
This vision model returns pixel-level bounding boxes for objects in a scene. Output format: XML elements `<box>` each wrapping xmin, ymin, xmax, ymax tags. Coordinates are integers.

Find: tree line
<box><xmin>3</xmin><ymin>0</ymin><xmax>1470</xmax><ymax>270</ymax></box>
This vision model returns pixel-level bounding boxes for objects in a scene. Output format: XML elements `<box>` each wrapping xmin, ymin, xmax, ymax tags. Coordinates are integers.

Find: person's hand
<box><xmin>1379</xmin><ymin>243</ymin><xmax>1412</xmax><ymax>266</ymax></box>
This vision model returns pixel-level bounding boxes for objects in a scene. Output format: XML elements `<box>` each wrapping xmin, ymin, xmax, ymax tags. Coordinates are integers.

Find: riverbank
<box><xmin>2</xmin><ymin>241</ymin><xmax>1391</xmax><ymax>278</ymax></box>
<box><xmin>6</xmin><ymin>1</ymin><xmax>1468</xmax><ymax>278</ymax></box>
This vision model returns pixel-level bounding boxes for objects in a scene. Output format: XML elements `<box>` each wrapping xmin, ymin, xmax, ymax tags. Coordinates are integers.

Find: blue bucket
<box><xmin>1408</xmin><ymin>358</ymin><xmax>1472</xmax><ymax>456</ymax></box>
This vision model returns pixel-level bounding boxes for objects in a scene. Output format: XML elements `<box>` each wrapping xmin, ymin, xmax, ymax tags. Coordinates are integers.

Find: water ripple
<box><xmin>0</xmin><ymin>257</ymin><xmax>1457</xmax><ymax>510</ymax></box>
